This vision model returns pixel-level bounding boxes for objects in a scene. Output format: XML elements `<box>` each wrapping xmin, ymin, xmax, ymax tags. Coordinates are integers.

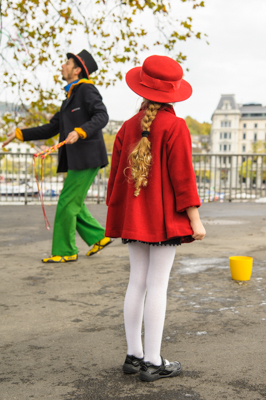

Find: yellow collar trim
<box><xmin>67</xmin><ymin>79</ymin><xmax>94</xmax><ymax>98</ymax></box>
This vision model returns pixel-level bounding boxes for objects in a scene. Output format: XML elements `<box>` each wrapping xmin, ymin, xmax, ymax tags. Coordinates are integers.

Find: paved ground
<box><xmin>0</xmin><ymin>201</ymin><xmax>266</xmax><ymax>400</ymax></box>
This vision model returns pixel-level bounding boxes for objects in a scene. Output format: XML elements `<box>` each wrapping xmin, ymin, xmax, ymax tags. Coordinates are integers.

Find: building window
<box><xmin>243</xmin><ymin>123</ymin><xmax>246</xmax><ymax>128</ymax></box>
<box><xmin>223</xmin><ymin>121</ymin><xmax>231</xmax><ymax>127</ymax></box>
<box><xmin>26</xmin><ymin>149</ymin><xmax>30</xmax><ymax>153</ymax></box>
<box><xmin>243</xmin><ymin>133</ymin><xmax>246</xmax><ymax>140</ymax></box>
<box><xmin>222</xmin><ymin>101</ymin><xmax>231</xmax><ymax>111</ymax></box>
<box><xmin>229</xmin><ymin>132</ymin><xmax>231</xmax><ymax>139</ymax></box>
<box><xmin>224</xmin><ymin>144</ymin><xmax>227</xmax><ymax>151</ymax></box>
<box><xmin>254</xmin><ymin>123</ymin><xmax>257</xmax><ymax>128</ymax></box>
<box><xmin>17</xmin><ymin>148</ymin><xmax>21</xmax><ymax>152</ymax></box>
<box><xmin>220</xmin><ymin>132</ymin><xmax>222</xmax><ymax>139</ymax></box>
<box><xmin>229</xmin><ymin>144</ymin><xmax>231</xmax><ymax>151</ymax></box>
<box><xmin>220</xmin><ymin>144</ymin><xmax>222</xmax><ymax>151</ymax></box>
<box><xmin>223</xmin><ymin>156</ymin><xmax>226</xmax><ymax>164</ymax></box>
<box><xmin>221</xmin><ymin>121</ymin><xmax>224</xmax><ymax>127</ymax></box>
<box><xmin>224</xmin><ymin>133</ymin><xmax>227</xmax><ymax>139</ymax></box>
<box><xmin>254</xmin><ymin>133</ymin><xmax>257</xmax><ymax>142</ymax></box>
<box><xmin>242</xmin><ymin>145</ymin><xmax>246</xmax><ymax>152</ymax></box>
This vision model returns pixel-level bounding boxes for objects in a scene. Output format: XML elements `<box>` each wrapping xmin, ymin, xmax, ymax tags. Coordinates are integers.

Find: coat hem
<box><xmin>105</xmin><ymin>229</ymin><xmax>194</xmax><ymax>243</ymax></box>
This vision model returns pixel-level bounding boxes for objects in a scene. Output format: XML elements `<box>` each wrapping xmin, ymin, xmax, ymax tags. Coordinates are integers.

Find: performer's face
<box><xmin>61</xmin><ymin>58</ymin><xmax>80</xmax><ymax>83</ymax></box>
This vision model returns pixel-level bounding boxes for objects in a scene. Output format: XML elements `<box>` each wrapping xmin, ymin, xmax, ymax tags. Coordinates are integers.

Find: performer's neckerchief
<box><xmin>64</xmin><ymin>79</ymin><xmax>79</xmax><ymax>94</ymax></box>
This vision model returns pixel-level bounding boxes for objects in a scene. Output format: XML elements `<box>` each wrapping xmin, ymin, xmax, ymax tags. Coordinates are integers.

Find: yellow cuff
<box><xmin>15</xmin><ymin>128</ymin><xmax>24</xmax><ymax>141</ymax></box>
<box><xmin>74</xmin><ymin>127</ymin><xmax>87</xmax><ymax>139</ymax></box>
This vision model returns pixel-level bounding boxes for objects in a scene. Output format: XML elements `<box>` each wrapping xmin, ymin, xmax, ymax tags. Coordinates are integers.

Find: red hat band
<box><xmin>75</xmin><ymin>54</ymin><xmax>89</xmax><ymax>78</ymax></box>
<box><xmin>140</xmin><ymin>69</ymin><xmax>182</xmax><ymax>93</ymax></box>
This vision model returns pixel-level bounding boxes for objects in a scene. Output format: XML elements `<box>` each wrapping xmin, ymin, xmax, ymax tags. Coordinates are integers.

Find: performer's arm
<box><xmin>74</xmin><ymin>84</ymin><xmax>109</xmax><ymax>140</ymax></box>
<box><xmin>1</xmin><ymin>112</ymin><xmax>60</xmax><ymax>148</ymax></box>
<box><xmin>21</xmin><ymin>112</ymin><xmax>60</xmax><ymax>141</ymax></box>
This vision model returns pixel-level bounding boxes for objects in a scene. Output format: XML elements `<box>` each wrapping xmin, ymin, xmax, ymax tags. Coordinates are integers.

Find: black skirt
<box><xmin>122</xmin><ymin>238</ymin><xmax>182</xmax><ymax>246</ymax></box>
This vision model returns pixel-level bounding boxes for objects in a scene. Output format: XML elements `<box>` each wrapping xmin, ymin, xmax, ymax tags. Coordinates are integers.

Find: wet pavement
<box><xmin>0</xmin><ymin>201</ymin><xmax>266</xmax><ymax>400</ymax></box>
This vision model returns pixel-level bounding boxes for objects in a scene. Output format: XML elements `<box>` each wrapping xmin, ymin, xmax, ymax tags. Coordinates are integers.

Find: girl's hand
<box><xmin>186</xmin><ymin>206</ymin><xmax>206</xmax><ymax>240</ymax></box>
<box><xmin>190</xmin><ymin>219</ymin><xmax>206</xmax><ymax>240</ymax></box>
<box><xmin>2</xmin><ymin>131</ymin><xmax>16</xmax><ymax>148</ymax></box>
<box><xmin>65</xmin><ymin>130</ymin><xmax>79</xmax><ymax>144</ymax></box>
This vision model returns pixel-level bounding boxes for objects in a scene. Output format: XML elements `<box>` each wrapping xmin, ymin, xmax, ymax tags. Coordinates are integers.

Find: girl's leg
<box><xmin>124</xmin><ymin>242</ymin><xmax>150</xmax><ymax>358</ymax></box>
<box><xmin>144</xmin><ymin>245</ymin><xmax>176</xmax><ymax>365</ymax></box>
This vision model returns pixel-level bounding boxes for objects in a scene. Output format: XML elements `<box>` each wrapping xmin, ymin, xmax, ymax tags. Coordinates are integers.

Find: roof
<box><xmin>239</xmin><ymin>104</ymin><xmax>266</xmax><ymax>116</ymax></box>
<box><xmin>214</xmin><ymin>95</ymin><xmax>266</xmax><ymax>119</ymax></box>
<box><xmin>216</xmin><ymin>94</ymin><xmax>238</xmax><ymax>110</ymax></box>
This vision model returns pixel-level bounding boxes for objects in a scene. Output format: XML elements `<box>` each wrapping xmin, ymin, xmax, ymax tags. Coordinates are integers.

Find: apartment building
<box><xmin>210</xmin><ymin>94</ymin><xmax>266</xmax><ymax>154</ymax></box>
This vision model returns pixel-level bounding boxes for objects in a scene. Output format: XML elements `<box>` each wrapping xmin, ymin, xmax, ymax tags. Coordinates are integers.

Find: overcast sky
<box><xmin>1</xmin><ymin>0</ymin><xmax>266</xmax><ymax>125</ymax></box>
<box><xmin>97</xmin><ymin>0</ymin><xmax>266</xmax><ymax>123</ymax></box>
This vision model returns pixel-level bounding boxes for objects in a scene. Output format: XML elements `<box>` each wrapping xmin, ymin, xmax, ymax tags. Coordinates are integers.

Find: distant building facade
<box><xmin>0</xmin><ymin>101</ymin><xmax>24</xmax><ymax>116</ymax></box>
<box><xmin>103</xmin><ymin>120</ymin><xmax>124</xmax><ymax>135</ymax></box>
<box><xmin>190</xmin><ymin>135</ymin><xmax>210</xmax><ymax>152</ymax></box>
<box><xmin>211</xmin><ymin>94</ymin><xmax>266</xmax><ymax>153</ymax></box>
<box><xmin>4</xmin><ymin>141</ymin><xmax>35</xmax><ymax>156</ymax></box>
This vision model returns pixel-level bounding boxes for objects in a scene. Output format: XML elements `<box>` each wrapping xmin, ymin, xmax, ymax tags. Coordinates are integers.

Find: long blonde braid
<box><xmin>128</xmin><ymin>101</ymin><xmax>161</xmax><ymax>197</ymax></box>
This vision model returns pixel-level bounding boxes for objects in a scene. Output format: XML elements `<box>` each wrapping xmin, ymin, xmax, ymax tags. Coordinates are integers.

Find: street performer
<box><xmin>2</xmin><ymin>50</ymin><xmax>113</xmax><ymax>263</ymax></box>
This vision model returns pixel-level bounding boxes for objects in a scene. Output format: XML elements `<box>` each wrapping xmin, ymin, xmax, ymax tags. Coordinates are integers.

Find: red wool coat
<box><xmin>105</xmin><ymin>106</ymin><xmax>201</xmax><ymax>243</ymax></box>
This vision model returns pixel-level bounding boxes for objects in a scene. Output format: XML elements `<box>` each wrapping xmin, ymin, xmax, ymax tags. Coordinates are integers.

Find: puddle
<box><xmin>175</xmin><ymin>257</ymin><xmax>228</xmax><ymax>274</ymax></box>
<box><xmin>202</xmin><ymin>219</ymin><xmax>247</xmax><ymax>225</ymax></box>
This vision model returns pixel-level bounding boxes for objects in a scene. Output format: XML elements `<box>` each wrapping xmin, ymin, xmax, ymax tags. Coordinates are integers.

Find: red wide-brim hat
<box><xmin>126</xmin><ymin>55</ymin><xmax>192</xmax><ymax>103</ymax></box>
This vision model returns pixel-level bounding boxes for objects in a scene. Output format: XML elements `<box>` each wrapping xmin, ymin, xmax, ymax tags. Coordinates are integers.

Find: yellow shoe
<box><xmin>86</xmin><ymin>237</ymin><xmax>113</xmax><ymax>257</ymax></box>
<box><xmin>42</xmin><ymin>254</ymin><xmax>78</xmax><ymax>263</ymax></box>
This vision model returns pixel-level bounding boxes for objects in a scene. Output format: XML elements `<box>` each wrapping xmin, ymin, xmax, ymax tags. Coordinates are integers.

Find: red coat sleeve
<box><xmin>106</xmin><ymin>125</ymin><xmax>124</xmax><ymax>206</ymax></box>
<box><xmin>166</xmin><ymin>119</ymin><xmax>201</xmax><ymax>212</ymax></box>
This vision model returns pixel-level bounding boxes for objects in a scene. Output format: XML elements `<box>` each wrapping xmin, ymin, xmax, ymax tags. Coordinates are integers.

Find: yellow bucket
<box><xmin>229</xmin><ymin>256</ymin><xmax>253</xmax><ymax>281</ymax></box>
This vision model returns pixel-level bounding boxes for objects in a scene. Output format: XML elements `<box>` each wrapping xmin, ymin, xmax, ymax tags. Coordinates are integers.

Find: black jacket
<box><xmin>22</xmin><ymin>81</ymin><xmax>109</xmax><ymax>172</ymax></box>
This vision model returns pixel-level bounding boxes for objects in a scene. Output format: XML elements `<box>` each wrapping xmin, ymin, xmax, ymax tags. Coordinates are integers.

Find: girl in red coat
<box><xmin>105</xmin><ymin>55</ymin><xmax>206</xmax><ymax>381</ymax></box>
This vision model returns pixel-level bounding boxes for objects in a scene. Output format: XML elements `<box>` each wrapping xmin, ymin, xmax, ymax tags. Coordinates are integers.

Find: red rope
<box><xmin>33</xmin><ymin>157</ymin><xmax>50</xmax><ymax>230</ymax></box>
<box><xmin>33</xmin><ymin>140</ymin><xmax>66</xmax><ymax>230</ymax></box>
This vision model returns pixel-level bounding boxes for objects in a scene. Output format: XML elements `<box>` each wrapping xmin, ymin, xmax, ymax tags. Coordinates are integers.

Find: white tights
<box><xmin>124</xmin><ymin>242</ymin><xmax>176</xmax><ymax>366</ymax></box>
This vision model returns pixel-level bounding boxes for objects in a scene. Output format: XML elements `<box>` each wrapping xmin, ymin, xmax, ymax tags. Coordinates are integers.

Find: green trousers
<box><xmin>52</xmin><ymin>168</ymin><xmax>105</xmax><ymax>256</ymax></box>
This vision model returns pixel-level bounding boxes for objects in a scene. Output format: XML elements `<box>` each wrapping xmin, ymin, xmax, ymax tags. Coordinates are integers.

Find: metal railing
<box><xmin>0</xmin><ymin>152</ymin><xmax>110</xmax><ymax>204</ymax></box>
<box><xmin>193</xmin><ymin>153</ymin><xmax>266</xmax><ymax>202</ymax></box>
<box><xmin>0</xmin><ymin>152</ymin><xmax>265</xmax><ymax>204</ymax></box>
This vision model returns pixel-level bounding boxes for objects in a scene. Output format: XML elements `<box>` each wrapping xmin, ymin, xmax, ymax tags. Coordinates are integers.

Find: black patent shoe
<box><xmin>139</xmin><ymin>356</ymin><xmax>182</xmax><ymax>382</ymax></box>
<box><xmin>123</xmin><ymin>354</ymin><xmax>144</xmax><ymax>374</ymax></box>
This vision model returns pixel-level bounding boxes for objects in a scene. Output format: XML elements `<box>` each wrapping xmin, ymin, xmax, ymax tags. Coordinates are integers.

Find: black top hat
<box><xmin>66</xmin><ymin>50</ymin><xmax>98</xmax><ymax>79</ymax></box>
